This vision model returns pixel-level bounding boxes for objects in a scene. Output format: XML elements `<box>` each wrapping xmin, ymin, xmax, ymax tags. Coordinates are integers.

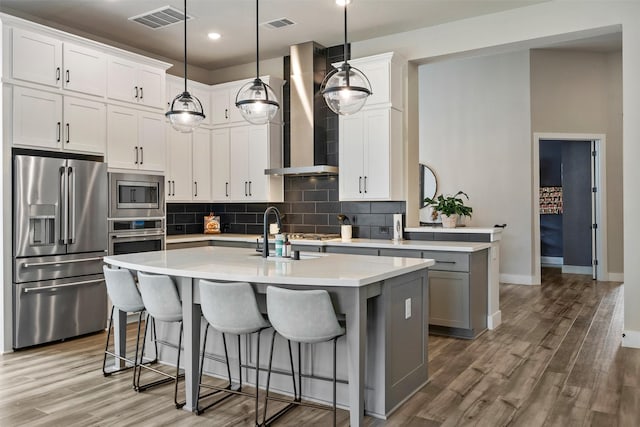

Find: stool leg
<box><xmin>297</xmin><ymin>342</ymin><xmax>302</xmax><ymax>402</ymax></box>
<box><xmin>222</xmin><ymin>333</ymin><xmax>232</xmax><ymax>388</ymax></box>
<box><xmin>102</xmin><ymin>306</ymin><xmax>115</xmax><ymax>376</ymax></box>
<box><xmin>237</xmin><ymin>334</ymin><xmax>243</xmax><ymax>391</ymax></box>
<box><xmin>254</xmin><ymin>329</ymin><xmax>263</xmax><ymax>427</ymax></box>
<box><xmin>333</xmin><ymin>337</ymin><xmax>338</xmax><ymax>427</ymax></box>
<box><xmin>132</xmin><ymin>311</ymin><xmax>144</xmax><ymax>389</ymax></box>
<box><xmin>151</xmin><ymin>315</ymin><xmax>159</xmax><ymax>363</ymax></box>
<box><xmin>135</xmin><ymin>313</ymin><xmax>151</xmax><ymax>391</ymax></box>
<box><xmin>287</xmin><ymin>340</ymin><xmax>298</xmax><ymax>401</ymax></box>
<box><xmin>262</xmin><ymin>331</ymin><xmax>277</xmax><ymax>425</ymax></box>
<box><xmin>174</xmin><ymin>322</ymin><xmax>184</xmax><ymax>409</ymax></box>
<box><xmin>195</xmin><ymin>323</ymin><xmax>210</xmax><ymax>415</ymax></box>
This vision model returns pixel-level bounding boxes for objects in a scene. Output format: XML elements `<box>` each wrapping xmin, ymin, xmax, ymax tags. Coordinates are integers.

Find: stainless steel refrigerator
<box><xmin>13</xmin><ymin>154</ymin><xmax>108</xmax><ymax>349</ymax></box>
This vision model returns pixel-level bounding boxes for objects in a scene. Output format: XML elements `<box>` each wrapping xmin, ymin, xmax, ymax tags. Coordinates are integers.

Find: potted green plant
<box><xmin>424</xmin><ymin>191</ymin><xmax>473</xmax><ymax>228</ymax></box>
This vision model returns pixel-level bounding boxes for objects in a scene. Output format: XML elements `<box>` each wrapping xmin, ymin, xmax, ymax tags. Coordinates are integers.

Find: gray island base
<box><xmin>104</xmin><ymin>247</ymin><xmax>434</xmax><ymax>426</ymax></box>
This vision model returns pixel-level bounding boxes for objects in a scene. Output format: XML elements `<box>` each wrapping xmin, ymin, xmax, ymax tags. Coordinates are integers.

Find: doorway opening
<box><xmin>533</xmin><ymin>133</ymin><xmax>607</xmax><ymax>284</ymax></box>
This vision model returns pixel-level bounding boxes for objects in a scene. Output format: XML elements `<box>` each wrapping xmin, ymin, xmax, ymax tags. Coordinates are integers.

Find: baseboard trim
<box><xmin>622</xmin><ymin>329</ymin><xmax>640</xmax><ymax>348</ymax></box>
<box><xmin>500</xmin><ymin>274</ymin><xmax>537</xmax><ymax>285</ymax></box>
<box><xmin>562</xmin><ymin>265</ymin><xmax>593</xmax><ymax>275</ymax></box>
<box><xmin>607</xmin><ymin>272</ymin><xmax>624</xmax><ymax>282</ymax></box>
<box><xmin>541</xmin><ymin>256</ymin><xmax>563</xmax><ymax>266</ymax></box>
<box><xmin>487</xmin><ymin>310</ymin><xmax>502</xmax><ymax>330</ymax></box>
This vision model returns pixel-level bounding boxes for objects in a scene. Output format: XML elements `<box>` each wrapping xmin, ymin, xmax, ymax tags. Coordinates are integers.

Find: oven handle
<box><xmin>23</xmin><ymin>256</ymin><xmax>104</xmax><ymax>268</ymax></box>
<box><xmin>111</xmin><ymin>232</ymin><xmax>165</xmax><ymax>239</ymax></box>
<box><xmin>22</xmin><ymin>278</ymin><xmax>104</xmax><ymax>294</ymax></box>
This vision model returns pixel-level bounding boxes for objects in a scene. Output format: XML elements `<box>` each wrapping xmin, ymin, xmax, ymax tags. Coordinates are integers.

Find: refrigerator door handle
<box><xmin>22</xmin><ymin>278</ymin><xmax>104</xmax><ymax>294</ymax></box>
<box><xmin>23</xmin><ymin>256</ymin><xmax>104</xmax><ymax>268</ymax></box>
<box><xmin>68</xmin><ymin>167</ymin><xmax>75</xmax><ymax>244</ymax></box>
<box><xmin>59</xmin><ymin>166</ymin><xmax>68</xmax><ymax>244</ymax></box>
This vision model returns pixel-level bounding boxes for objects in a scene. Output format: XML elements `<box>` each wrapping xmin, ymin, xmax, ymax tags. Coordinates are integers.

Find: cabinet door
<box><xmin>191</xmin><ymin>87</ymin><xmax>211</xmax><ymax>126</ymax></box>
<box><xmin>362</xmin><ymin>109</ymin><xmax>390</xmax><ymax>199</ymax></box>
<box><xmin>63</xmin><ymin>42</ymin><xmax>106</xmax><ymax>96</ymax></box>
<box><xmin>227</xmin><ymin>83</ymin><xmax>246</xmax><ymax>123</ymax></box>
<box><xmin>138</xmin><ymin>65</ymin><xmax>165</xmax><ymax>109</ymax></box>
<box><xmin>138</xmin><ymin>112</ymin><xmax>166</xmax><ymax>173</ymax></box>
<box><xmin>229</xmin><ymin>126</ymin><xmax>250</xmax><ymax>200</ymax></box>
<box><xmin>247</xmin><ymin>125</ymin><xmax>268</xmax><ymax>200</ymax></box>
<box><xmin>192</xmin><ymin>128</ymin><xmax>212</xmax><ymax>201</ymax></box>
<box><xmin>211</xmin><ymin>128</ymin><xmax>231</xmax><ymax>201</ymax></box>
<box><xmin>106</xmin><ymin>105</ymin><xmax>138</xmax><ymax>169</ymax></box>
<box><xmin>107</xmin><ymin>57</ymin><xmax>137</xmax><ymax>103</ymax></box>
<box><xmin>166</xmin><ymin>127</ymin><xmax>193</xmax><ymax>201</ymax></box>
<box><xmin>63</xmin><ymin>96</ymin><xmax>106</xmax><ymax>154</ymax></box>
<box><xmin>429</xmin><ymin>270</ymin><xmax>470</xmax><ymax>329</ymax></box>
<box><xmin>12</xmin><ymin>28</ymin><xmax>62</xmax><ymax>88</ymax></box>
<box><xmin>13</xmin><ymin>86</ymin><xmax>62</xmax><ymax>149</ymax></box>
<box><xmin>211</xmin><ymin>88</ymin><xmax>231</xmax><ymax>125</ymax></box>
<box><xmin>339</xmin><ymin>113</ymin><xmax>365</xmax><ymax>200</ymax></box>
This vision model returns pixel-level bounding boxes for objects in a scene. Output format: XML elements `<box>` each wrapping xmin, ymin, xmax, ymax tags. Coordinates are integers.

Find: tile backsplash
<box><xmin>167</xmin><ymin>176</ymin><xmax>405</xmax><ymax>239</ymax></box>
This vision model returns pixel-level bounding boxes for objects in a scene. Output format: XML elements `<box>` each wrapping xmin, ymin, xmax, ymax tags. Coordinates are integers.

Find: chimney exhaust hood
<box><xmin>265</xmin><ymin>42</ymin><xmax>338</xmax><ymax>176</ymax></box>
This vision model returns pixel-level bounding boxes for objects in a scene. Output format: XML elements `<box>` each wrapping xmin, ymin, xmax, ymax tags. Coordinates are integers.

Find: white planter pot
<box><xmin>441</xmin><ymin>214</ymin><xmax>458</xmax><ymax>228</ymax></box>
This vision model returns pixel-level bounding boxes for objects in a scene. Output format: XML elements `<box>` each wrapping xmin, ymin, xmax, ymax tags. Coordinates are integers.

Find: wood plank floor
<box><xmin>1</xmin><ymin>268</ymin><xmax>638</xmax><ymax>426</ymax></box>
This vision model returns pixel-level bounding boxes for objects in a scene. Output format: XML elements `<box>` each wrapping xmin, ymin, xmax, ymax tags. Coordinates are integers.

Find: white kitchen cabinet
<box><xmin>346</xmin><ymin>52</ymin><xmax>403</xmax><ymax>110</ymax></box>
<box><xmin>228</xmin><ymin>124</ymin><xmax>282</xmax><ymax>202</ymax></box>
<box><xmin>211</xmin><ymin>128</ymin><xmax>231</xmax><ymax>200</ymax></box>
<box><xmin>11</xmin><ymin>28</ymin><xmax>62</xmax><ymax>88</ymax></box>
<box><xmin>166</xmin><ymin>76</ymin><xmax>211</xmax><ymax>125</ymax></box>
<box><xmin>166</xmin><ymin>127</ymin><xmax>193</xmax><ymax>201</ymax></box>
<box><xmin>13</xmin><ymin>86</ymin><xmax>105</xmax><ymax>154</ymax></box>
<box><xmin>108</xmin><ymin>57</ymin><xmax>165</xmax><ymax>109</ymax></box>
<box><xmin>339</xmin><ymin>108</ymin><xmax>403</xmax><ymax>201</ymax></box>
<box><xmin>192</xmin><ymin>128</ymin><xmax>212</xmax><ymax>201</ymax></box>
<box><xmin>211</xmin><ymin>83</ymin><xmax>245</xmax><ymax>125</ymax></box>
<box><xmin>11</xmin><ymin>28</ymin><xmax>106</xmax><ymax>97</ymax></box>
<box><xmin>107</xmin><ymin>105</ymin><xmax>165</xmax><ymax>172</ymax></box>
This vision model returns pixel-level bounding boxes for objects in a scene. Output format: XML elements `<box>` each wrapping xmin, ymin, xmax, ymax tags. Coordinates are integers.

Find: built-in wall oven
<box><xmin>108</xmin><ymin>173</ymin><xmax>165</xmax><ymax>255</ymax></box>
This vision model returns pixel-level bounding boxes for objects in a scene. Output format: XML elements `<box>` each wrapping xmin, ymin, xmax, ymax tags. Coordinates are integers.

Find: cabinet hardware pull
<box><xmin>139</xmin><ymin>147</ymin><xmax>143</xmax><ymax>164</ymax></box>
<box><xmin>140</xmin><ymin>87</ymin><xmax>144</xmax><ymax>100</ymax></box>
<box><xmin>65</xmin><ymin>69</ymin><xmax>70</xmax><ymax>84</ymax></box>
<box><xmin>172</xmin><ymin>181</ymin><xmax>176</xmax><ymax>196</ymax></box>
<box><xmin>194</xmin><ymin>181</ymin><xmax>198</xmax><ymax>197</ymax></box>
<box><xmin>56</xmin><ymin>67</ymin><xmax>61</xmax><ymax>82</ymax></box>
<box><xmin>66</xmin><ymin>123</ymin><xmax>70</xmax><ymax>143</ymax></box>
<box><xmin>359</xmin><ymin>177</ymin><xmax>362</xmax><ymax>193</ymax></box>
<box><xmin>225</xmin><ymin>108</ymin><xmax>228</xmax><ymax>119</ymax></box>
<box><xmin>57</xmin><ymin>122</ymin><xmax>61</xmax><ymax>142</ymax></box>
<box><xmin>23</xmin><ymin>256</ymin><xmax>103</xmax><ymax>268</ymax></box>
<box><xmin>134</xmin><ymin>86</ymin><xmax>139</xmax><ymax>99</ymax></box>
<box><xmin>225</xmin><ymin>182</ymin><xmax>229</xmax><ymax>197</ymax></box>
<box><xmin>23</xmin><ymin>278</ymin><xmax>104</xmax><ymax>294</ymax></box>
<box><xmin>244</xmin><ymin>181</ymin><xmax>248</xmax><ymax>197</ymax></box>
<box><xmin>364</xmin><ymin>176</ymin><xmax>367</xmax><ymax>193</ymax></box>
<box><xmin>248</xmin><ymin>181</ymin><xmax>252</xmax><ymax>196</ymax></box>
<box><xmin>435</xmin><ymin>261</ymin><xmax>456</xmax><ymax>264</ymax></box>
<box><xmin>134</xmin><ymin>146</ymin><xmax>139</xmax><ymax>164</ymax></box>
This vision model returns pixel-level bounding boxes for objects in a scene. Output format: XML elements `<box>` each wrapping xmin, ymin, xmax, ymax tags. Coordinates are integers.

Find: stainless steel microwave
<box><xmin>108</xmin><ymin>173</ymin><xmax>164</xmax><ymax>218</ymax></box>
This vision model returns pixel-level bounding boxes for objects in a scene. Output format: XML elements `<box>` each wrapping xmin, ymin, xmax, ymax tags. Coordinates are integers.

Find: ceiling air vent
<box><xmin>262</xmin><ymin>18</ymin><xmax>296</xmax><ymax>30</ymax></box>
<box><xmin>129</xmin><ymin>6</ymin><xmax>192</xmax><ymax>30</ymax></box>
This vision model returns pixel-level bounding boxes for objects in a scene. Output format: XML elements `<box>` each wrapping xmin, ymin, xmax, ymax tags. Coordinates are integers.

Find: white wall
<box><xmin>419</xmin><ymin>51</ymin><xmax>533</xmax><ymax>281</ymax></box>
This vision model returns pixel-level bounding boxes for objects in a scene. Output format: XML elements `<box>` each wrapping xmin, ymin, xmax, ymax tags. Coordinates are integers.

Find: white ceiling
<box><xmin>0</xmin><ymin>0</ymin><xmax>557</xmax><ymax>70</ymax></box>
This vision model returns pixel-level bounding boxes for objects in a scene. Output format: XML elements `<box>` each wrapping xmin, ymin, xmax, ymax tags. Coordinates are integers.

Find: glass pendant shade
<box><xmin>236</xmin><ymin>78</ymin><xmax>279</xmax><ymax>125</ymax></box>
<box><xmin>322</xmin><ymin>63</ymin><xmax>372</xmax><ymax>115</ymax></box>
<box><xmin>166</xmin><ymin>91</ymin><xmax>205</xmax><ymax>133</ymax></box>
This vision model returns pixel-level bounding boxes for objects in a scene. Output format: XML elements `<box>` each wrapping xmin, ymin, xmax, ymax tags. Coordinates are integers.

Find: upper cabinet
<box><xmin>11</xmin><ymin>28</ymin><xmax>106</xmax><ymax>97</ymax></box>
<box><xmin>347</xmin><ymin>52</ymin><xmax>403</xmax><ymax>110</ymax></box>
<box><xmin>339</xmin><ymin>52</ymin><xmax>404</xmax><ymax>201</ymax></box>
<box><xmin>211</xmin><ymin>82</ymin><xmax>246</xmax><ymax>126</ymax></box>
<box><xmin>108</xmin><ymin>57</ymin><xmax>166</xmax><ymax>109</ymax></box>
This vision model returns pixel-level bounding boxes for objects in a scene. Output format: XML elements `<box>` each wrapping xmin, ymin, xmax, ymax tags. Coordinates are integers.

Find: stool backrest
<box><xmin>103</xmin><ymin>265</ymin><xmax>144</xmax><ymax>313</ymax></box>
<box><xmin>266</xmin><ymin>286</ymin><xmax>343</xmax><ymax>344</ymax></box>
<box><xmin>137</xmin><ymin>272</ymin><xmax>182</xmax><ymax>322</ymax></box>
<box><xmin>199</xmin><ymin>281</ymin><xmax>268</xmax><ymax>334</ymax></box>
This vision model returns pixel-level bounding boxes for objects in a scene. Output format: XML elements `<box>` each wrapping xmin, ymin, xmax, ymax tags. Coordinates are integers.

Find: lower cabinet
<box><xmin>325</xmin><ymin>246</ymin><xmax>379</xmax><ymax>256</ymax></box>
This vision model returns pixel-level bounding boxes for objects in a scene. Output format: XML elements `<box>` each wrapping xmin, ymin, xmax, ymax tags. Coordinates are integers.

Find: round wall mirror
<box><xmin>420</xmin><ymin>164</ymin><xmax>437</xmax><ymax>208</ymax></box>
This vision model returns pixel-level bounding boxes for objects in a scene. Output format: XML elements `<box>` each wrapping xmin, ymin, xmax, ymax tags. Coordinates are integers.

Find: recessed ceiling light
<box><xmin>336</xmin><ymin>0</ymin><xmax>352</xmax><ymax>5</ymax></box>
<box><xmin>208</xmin><ymin>32</ymin><xmax>221</xmax><ymax>40</ymax></box>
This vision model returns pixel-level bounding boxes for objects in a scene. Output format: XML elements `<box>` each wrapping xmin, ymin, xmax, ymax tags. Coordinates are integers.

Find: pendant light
<box><xmin>235</xmin><ymin>0</ymin><xmax>280</xmax><ymax>125</ymax></box>
<box><xmin>166</xmin><ymin>0</ymin><xmax>205</xmax><ymax>133</ymax></box>
<box><xmin>321</xmin><ymin>0</ymin><xmax>372</xmax><ymax>115</ymax></box>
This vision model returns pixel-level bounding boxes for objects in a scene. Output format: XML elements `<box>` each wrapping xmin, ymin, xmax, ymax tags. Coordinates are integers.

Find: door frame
<box><xmin>532</xmin><ymin>132</ymin><xmax>608</xmax><ymax>284</ymax></box>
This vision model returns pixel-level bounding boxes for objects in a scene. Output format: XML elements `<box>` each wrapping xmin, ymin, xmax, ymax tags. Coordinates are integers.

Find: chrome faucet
<box><xmin>262</xmin><ymin>206</ymin><xmax>282</xmax><ymax>258</ymax></box>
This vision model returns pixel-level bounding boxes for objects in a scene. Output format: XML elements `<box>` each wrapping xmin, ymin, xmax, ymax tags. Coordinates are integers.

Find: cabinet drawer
<box><xmin>325</xmin><ymin>246</ymin><xmax>379</xmax><ymax>256</ymax></box>
<box><xmin>379</xmin><ymin>248</ymin><xmax>421</xmax><ymax>258</ymax></box>
<box><xmin>421</xmin><ymin>251</ymin><xmax>469</xmax><ymax>272</ymax></box>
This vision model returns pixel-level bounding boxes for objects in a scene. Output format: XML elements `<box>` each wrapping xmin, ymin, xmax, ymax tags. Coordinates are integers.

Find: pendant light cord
<box><xmin>343</xmin><ymin>2</ymin><xmax>350</xmax><ymax>86</ymax></box>
<box><xmin>255</xmin><ymin>0</ymin><xmax>260</xmax><ymax>78</ymax></box>
<box><xmin>183</xmin><ymin>0</ymin><xmax>188</xmax><ymax>93</ymax></box>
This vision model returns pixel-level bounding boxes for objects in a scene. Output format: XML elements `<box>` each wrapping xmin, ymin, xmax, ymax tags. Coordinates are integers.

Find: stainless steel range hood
<box><xmin>265</xmin><ymin>42</ymin><xmax>338</xmax><ymax>176</ymax></box>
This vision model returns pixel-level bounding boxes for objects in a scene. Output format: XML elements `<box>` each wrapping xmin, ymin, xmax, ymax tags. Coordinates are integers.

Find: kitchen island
<box><xmin>104</xmin><ymin>247</ymin><xmax>434</xmax><ymax>426</ymax></box>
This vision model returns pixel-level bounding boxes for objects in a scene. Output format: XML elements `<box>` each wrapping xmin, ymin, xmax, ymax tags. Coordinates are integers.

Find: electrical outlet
<box><xmin>405</xmin><ymin>298</ymin><xmax>411</xmax><ymax>319</ymax></box>
<box><xmin>379</xmin><ymin>226</ymin><xmax>389</xmax><ymax>234</ymax></box>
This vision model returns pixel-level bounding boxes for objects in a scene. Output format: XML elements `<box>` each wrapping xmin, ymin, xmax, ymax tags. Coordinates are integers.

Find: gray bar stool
<box><xmin>136</xmin><ymin>272</ymin><xmax>185</xmax><ymax>409</ymax></box>
<box><xmin>263</xmin><ymin>286</ymin><xmax>346</xmax><ymax>426</ymax></box>
<box><xmin>102</xmin><ymin>265</ymin><xmax>157</xmax><ymax>386</ymax></box>
<box><xmin>197</xmin><ymin>280</ymin><xmax>270</xmax><ymax>426</ymax></box>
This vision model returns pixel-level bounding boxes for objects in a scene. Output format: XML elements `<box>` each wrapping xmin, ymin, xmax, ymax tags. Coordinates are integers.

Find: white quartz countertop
<box><xmin>104</xmin><ymin>247</ymin><xmax>434</xmax><ymax>288</ymax></box>
<box><xmin>166</xmin><ymin>234</ymin><xmax>491</xmax><ymax>252</ymax></box>
<box><xmin>404</xmin><ymin>226</ymin><xmax>503</xmax><ymax>241</ymax></box>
